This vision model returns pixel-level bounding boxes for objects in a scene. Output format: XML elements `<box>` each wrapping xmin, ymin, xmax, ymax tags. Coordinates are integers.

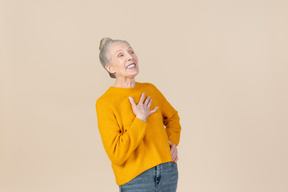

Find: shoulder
<box><xmin>138</xmin><ymin>82</ymin><xmax>158</xmax><ymax>90</ymax></box>
<box><xmin>138</xmin><ymin>82</ymin><xmax>165</xmax><ymax>98</ymax></box>
<box><xmin>143</xmin><ymin>82</ymin><xmax>163</xmax><ymax>94</ymax></box>
<box><xmin>95</xmin><ymin>88</ymin><xmax>114</xmax><ymax>109</ymax></box>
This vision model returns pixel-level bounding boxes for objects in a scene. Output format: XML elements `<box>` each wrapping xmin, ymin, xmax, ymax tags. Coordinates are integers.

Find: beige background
<box><xmin>1</xmin><ymin>0</ymin><xmax>288</xmax><ymax>191</ymax></box>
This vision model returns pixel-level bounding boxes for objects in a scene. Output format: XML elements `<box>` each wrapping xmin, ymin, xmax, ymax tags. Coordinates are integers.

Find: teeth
<box><xmin>126</xmin><ymin>64</ymin><xmax>135</xmax><ymax>69</ymax></box>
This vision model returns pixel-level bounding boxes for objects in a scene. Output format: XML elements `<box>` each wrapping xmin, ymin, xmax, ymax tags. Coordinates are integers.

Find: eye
<box><xmin>129</xmin><ymin>50</ymin><xmax>135</xmax><ymax>54</ymax></box>
<box><xmin>117</xmin><ymin>53</ymin><xmax>124</xmax><ymax>57</ymax></box>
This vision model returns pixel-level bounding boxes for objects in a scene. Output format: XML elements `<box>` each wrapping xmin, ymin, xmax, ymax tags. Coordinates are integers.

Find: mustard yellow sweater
<box><xmin>95</xmin><ymin>82</ymin><xmax>181</xmax><ymax>185</ymax></box>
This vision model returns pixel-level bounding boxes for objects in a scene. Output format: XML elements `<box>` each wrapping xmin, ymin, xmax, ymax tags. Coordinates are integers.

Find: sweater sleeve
<box><xmin>96</xmin><ymin>99</ymin><xmax>147</xmax><ymax>166</ymax></box>
<box><xmin>151</xmin><ymin>84</ymin><xmax>182</xmax><ymax>146</ymax></box>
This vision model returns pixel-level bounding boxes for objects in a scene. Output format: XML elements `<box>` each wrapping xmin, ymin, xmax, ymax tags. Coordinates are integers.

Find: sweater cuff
<box><xmin>134</xmin><ymin>117</ymin><xmax>147</xmax><ymax>128</ymax></box>
<box><xmin>129</xmin><ymin>117</ymin><xmax>147</xmax><ymax>136</ymax></box>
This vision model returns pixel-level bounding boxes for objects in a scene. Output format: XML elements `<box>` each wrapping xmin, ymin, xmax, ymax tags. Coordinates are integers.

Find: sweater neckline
<box><xmin>109</xmin><ymin>82</ymin><xmax>140</xmax><ymax>91</ymax></box>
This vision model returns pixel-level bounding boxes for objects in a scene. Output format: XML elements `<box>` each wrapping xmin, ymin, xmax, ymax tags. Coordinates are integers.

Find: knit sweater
<box><xmin>95</xmin><ymin>82</ymin><xmax>181</xmax><ymax>185</ymax></box>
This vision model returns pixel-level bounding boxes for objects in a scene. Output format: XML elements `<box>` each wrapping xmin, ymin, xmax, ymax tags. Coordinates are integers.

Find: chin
<box><xmin>127</xmin><ymin>72</ymin><xmax>138</xmax><ymax>78</ymax></box>
<box><xmin>129</xmin><ymin>69</ymin><xmax>139</xmax><ymax>76</ymax></box>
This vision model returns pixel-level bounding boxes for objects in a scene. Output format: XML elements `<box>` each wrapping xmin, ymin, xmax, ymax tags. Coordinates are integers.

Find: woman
<box><xmin>95</xmin><ymin>37</ymin><xmax>181</xmax><ymax>192</ymax></box>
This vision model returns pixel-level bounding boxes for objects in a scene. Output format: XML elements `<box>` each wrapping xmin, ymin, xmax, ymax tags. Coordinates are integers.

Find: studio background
<box><xmin>1</xmin><ymin>0</ymin><xmax>288</xmax><ymax>191</ymax></box>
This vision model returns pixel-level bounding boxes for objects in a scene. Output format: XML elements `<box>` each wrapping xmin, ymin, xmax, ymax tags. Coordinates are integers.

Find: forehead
<box><xmin>109</xmin><ymin>41</ymin><xmax>132</xmax><ymax>53</ymax></box>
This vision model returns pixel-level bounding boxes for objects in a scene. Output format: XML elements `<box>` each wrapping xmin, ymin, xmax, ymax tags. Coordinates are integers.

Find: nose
<box><xmin>127</xmin><ymin>53</ymin><xmax>133</xmax><ymax>60</ymax></box>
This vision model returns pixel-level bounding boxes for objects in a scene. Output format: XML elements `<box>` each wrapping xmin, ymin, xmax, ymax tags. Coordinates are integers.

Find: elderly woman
<box><xmin>95</xmin><ymin>37</ymin><xmax>181</xmax><ymax>192</ymax></box>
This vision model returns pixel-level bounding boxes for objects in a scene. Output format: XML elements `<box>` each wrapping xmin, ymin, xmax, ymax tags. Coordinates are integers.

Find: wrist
<box><xmin>136</xmin><ymin>116</ymin><xmax>146</xmax><ymax>122</ymax></box>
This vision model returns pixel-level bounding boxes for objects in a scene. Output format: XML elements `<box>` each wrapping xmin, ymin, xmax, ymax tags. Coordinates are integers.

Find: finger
<box><xmin>175</xmin><ymin>152</ymin><xmax>178</xmax><ymax>162</ymax></box>
<box><xmin>129</xmin><ymin>97</ymin><xmax>136</xmax><ymax>109</ymax></box>
<box><xmin>171</xmin><ymin>144</ymin><xmax>177</xmax><ymax>158</ymax></box>
<box><xmin>172</xmin><ymin>153</ymin><xmax>177</xmax><ymax>162</ymax></box>
<box><xmin>174</xmin><ymin>156</ymin><xmax>178</xmax><ymax>163</ymax></box>
<box><xmin>147</xmin><ymin>98</ymin><xmax>152</xmax><ymax>108</ymax></box>
<box><xmin>172</xmin><ymin>151</ymin><xmax>176</xmax><ymax>159</ymax></box>
<box><xmin>174</xmin><ymin>148</ymin><xmax>178</xmax><ymax>158</ymax></box>
<box><xmin>174</xmin><ymin>149</ymin><xmax>178</xmax><ymax>161</ymax></box>
<box><xmin>170</xmin><ymin>145</ymin><xmax>176</xmax><ymax>156</ymax></box>
<box><xmin>173</xmin><ymin>155</ymin><xmax>177</xmax><ymax>162</ymax></box>
<box><xmin>149</xmin><ymin>106</ymin><xmax>159</xmax><ymax>114</ymax></box>
<box><xmin>139</xmin><ymin>92</ymin><xmax>145</xmax><ymax>104</ymax></box>
<box><xmin>172</xmin><ymin>150</ymin><xmax>178</xmax><ymax>161</ymax></box>
<box><xmin>144</xmin><ymin>96</ymin><xmax>150</xmax><ymax>105</ymax></box>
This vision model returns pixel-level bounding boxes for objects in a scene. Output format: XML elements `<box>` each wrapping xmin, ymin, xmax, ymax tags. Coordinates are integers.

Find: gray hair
<box><xmin>99</xmin><ymin>37</ymin><xmax>129</xmax><ymax>78</ymax></box>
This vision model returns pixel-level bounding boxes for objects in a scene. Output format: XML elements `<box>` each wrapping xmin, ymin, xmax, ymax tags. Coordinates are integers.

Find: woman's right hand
<box><xmin>129</xmin><ymin>92</ymin><xmax>158</xmax><ymax>122</ymax></box>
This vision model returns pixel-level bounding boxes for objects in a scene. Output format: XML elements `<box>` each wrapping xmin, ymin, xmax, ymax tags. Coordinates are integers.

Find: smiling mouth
<box><xmin>126</xmin><ymin>63</ymin><xmax>136</xmax><ymax>69</ymax></box>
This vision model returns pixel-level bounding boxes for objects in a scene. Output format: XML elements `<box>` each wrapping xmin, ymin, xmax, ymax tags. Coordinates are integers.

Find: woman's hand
<box><xmin>169</xmin><ymin>141</ymin><xmax>178</xmax><ymax>163</ymax></box>
<box><xmin>129</xmin><ymin>92</ymin><xmax>158</xmax><ymax>122</ymax></box>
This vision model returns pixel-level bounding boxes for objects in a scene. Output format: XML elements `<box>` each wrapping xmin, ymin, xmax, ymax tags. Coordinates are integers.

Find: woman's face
<box><xmin>105</xmin><ymin>41</ymin><xmax>139</xmax><ymax>78</ymax></box>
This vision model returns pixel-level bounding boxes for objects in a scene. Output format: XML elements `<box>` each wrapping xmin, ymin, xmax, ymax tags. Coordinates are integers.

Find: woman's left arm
<box><xmin>151</xmin><ymin>84</ymin><xmax>182</xmax><ymax>146</ymax></box>
<box><xmin>162</xmin><ymin>103</ymin><xmax>181</xmax><ymax>146</ymax></box>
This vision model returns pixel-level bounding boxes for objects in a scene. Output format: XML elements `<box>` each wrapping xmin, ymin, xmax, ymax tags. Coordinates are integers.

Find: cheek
<box><xmin>113</xmin><ymin>59</ymin><xmax>124</xmax><ymax>67</ymax></box>
<box><xmin>117</xmin><ymin>60</ymin><xmax>126</xmax><ymax>71</ymax></box>
<box><xmin>134</xmin><ymin>55</ymin><xmax>138</xmax><ymax>61</ymax></box>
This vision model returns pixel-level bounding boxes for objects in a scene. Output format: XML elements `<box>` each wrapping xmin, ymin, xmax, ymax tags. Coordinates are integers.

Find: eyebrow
<box><xmin>115</xmin><ymin>47</ymin><xmax>133</xmax><ymax>55</ymax></box>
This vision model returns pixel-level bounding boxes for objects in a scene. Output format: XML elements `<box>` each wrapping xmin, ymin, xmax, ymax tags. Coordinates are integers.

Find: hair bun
<box><xmin>99</xmin><ymin>37</ymin><xmax>113</xmax><ymax>51</ymax></box>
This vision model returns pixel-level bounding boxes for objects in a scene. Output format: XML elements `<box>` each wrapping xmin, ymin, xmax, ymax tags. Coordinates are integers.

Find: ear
<box><xmin>105</xmin><ymin>64</ymin><xmax>115</xmax><ymax>74</ymax></box>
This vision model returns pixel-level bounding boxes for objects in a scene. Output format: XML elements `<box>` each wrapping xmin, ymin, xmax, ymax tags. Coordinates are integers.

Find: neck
<box><xmin>113</xmin><ymin>77</ymin><xmax>136</xmax><ymax>88</ymax></box>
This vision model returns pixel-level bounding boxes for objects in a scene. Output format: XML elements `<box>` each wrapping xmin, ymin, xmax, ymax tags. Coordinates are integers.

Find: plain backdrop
<box><xmin>1</xmin><ymin>0</ymin><xmax>288</xmax><ymax>191</ymax></box>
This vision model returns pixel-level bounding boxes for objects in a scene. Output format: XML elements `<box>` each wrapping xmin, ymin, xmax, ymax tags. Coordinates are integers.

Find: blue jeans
<box><xmin>119</xmin><ymin>162</ymin><xmax>178</xmax><ymax>192</ymax></box>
